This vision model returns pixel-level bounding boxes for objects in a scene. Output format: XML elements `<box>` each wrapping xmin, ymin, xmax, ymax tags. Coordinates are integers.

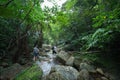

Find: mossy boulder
<box><xmin>14</xmin><ymin>64</ymin><xmax>43</xmax><ymax>80</ymax></box>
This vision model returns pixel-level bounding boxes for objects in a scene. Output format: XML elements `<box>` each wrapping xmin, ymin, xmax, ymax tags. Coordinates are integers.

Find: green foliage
<box><xmin>14</xmin><ymin>64</ymin><xmax>43</xmax><ymax>80</ymax></box>
<box><xmin>29</xmin><ymin>5</ymin><xmax>44</xmax><ymax>22</ymax></box>
<box><xmin>81</xmin><ymin>28</ymin><xmax>111</xmax><ymax>50</ymax></box>
<box><xmin>0</xmin><ymin>0</ymin><xmax>46</xmax><ymax>63</ymax></box>
<box><xmin>53</xmin><ymin>0</ymin><xmax>120</xmax><ymax>52</ymax></box>
<box><xmin>64</xmin><ymin>0</ymin><xmax>77</xmax><ymax>10</ymax></box>
<box><xmin>81</xmin><ymin>3</ymin><xmax>120</xmax><ymax>51</ymax></box>
<box><xmin>93</xmin><ymin>8</ymin><xmax>120</xmax><ymax>29</ymax></box>
<box><xmin>0</xmin><ymin>17</ymin><xmax>17</xmax><ymax>50</ymax></box>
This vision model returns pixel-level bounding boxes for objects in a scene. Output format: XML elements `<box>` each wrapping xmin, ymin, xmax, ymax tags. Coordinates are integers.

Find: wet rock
<box><xmin>96</xmin><ymin>68</ymin><xmax>104</xmax><ymax>75</ymax></box>
<box><xmin>50</xmin><ymin>67</ymin><xmax>56</xmax><ymax>74</ymax></box>
<box><xmin>38</xmin><ymin>61</ymin><xmax>52</xmax><ymax>76</ymax></box>
<box><xmin>77</xmin><ymin>69</ymin><xmax>89</xmax><ymax>80</ymax></box>
<box><xmin>66</xmin><ymin>56</ymin><xmax>75</xmax><ymax>66</ymax></box>
<box><xmin>80</xmin><ymin>62</ymin><xmax>96</xmax><ymax>73</ymax></box>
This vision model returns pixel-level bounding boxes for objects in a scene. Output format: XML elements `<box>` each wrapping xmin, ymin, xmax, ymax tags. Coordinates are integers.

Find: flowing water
<box><xmin>36</xmin><ymin>51</ymin><xmax>56</xmax><ymax>76</ymax></box>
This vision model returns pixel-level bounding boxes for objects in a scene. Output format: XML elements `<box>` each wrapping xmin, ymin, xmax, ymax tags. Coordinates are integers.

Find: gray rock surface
<box><xmin>66</xmin><ymin>56</ymin><xmax>75</xmax><ymax>66</ymax></box>
<box><xmin>47</xmin><ymin>65</ymin><xmax>79</xmax><ymax>80</ymax></box>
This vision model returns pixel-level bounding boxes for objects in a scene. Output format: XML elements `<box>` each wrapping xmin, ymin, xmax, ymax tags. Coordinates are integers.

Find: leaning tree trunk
<box><xmin>39</xmin><ymin>28</ymin><xmax>43</xmax><ymax>48</ymax></box>
<box><xmin>12</xmin><ymin>26</ymin><xmax>21</xmax><ymax>63</ymax></box>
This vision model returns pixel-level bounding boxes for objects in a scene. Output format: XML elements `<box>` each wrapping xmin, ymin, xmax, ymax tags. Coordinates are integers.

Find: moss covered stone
<box><xmin>14</xmin><ymin>64</ymin><xmax>43</xmax><ymax>80</ymax></box>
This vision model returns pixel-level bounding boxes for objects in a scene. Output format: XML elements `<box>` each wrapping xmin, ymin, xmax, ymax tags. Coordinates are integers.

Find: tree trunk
<box><xmin>12</xmin><ymin>24</ymin><xmax>31</xmax><ymax>63</ymax></box>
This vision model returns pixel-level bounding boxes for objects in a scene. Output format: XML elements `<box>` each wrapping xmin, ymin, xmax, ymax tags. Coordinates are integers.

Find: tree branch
<box><xmin>20</xmin><ymin>0</ymin><xmax>37</xmax><ymax>24</ymax></box>
<box><xmin>0</xmin><ymin>0</ymin><xmax>14</xmax><ymax>7</ymax></box>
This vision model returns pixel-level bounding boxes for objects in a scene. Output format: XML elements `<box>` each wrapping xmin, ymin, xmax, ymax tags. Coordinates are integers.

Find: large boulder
<box><xmin>57</xmin><ymin>48</ymin><xmax>62</xmax><ymax>53</ymax></box>
<box><xmin>56</xmin><ymin>51</ymin><xmax>71</xmax><ymax>64</ymax></box>
<box><xmin>47</xmin><ymin>65</ymin><xmax>79</xmax><ymax>80</ymax></box>
<box><xmin>73</xmin><ymin>58</ymin><xmax>82</xmax><ymax>70</ymax></box>
<box><xmin>80</xmin><ymin>62</ymin><xmax>96</xmax><ymax>73</ymax></box>
<box><xmin>66</xmin><ymin>56</ymin><xmax>75</xmax><ymax>66</ymax></box>
<box><xmin>42</xmin><ymin>44</ymin><xmax>51</xmax><ymax>52</ymax></box>
<box><xmin>45</xmin><ymin>72</ymin><xmax>66</xmax><ymax>80</ymax></box>
<box><xmin>96</xmin><ymin>68</ymin><xmax>104</xmax><ymax>75</ymax></box>
<box><xmin>77</xmin><ymin>69</ymin><xmax>89</xmax><ymax>80</ymax></box>
<box><xmin>42</xmin><ymin>44</ymin><xmax>51</xmax><ymax>49</ymax></box>
<box><xmin>82</xmin><ymin>58</ymin><xmax>92</xmax><ymax>64</ymax></box>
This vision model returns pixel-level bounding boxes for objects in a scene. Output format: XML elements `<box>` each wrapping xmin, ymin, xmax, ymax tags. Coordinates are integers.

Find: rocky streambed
<box><xmin>0</xmin><ymin>49</ymin><xmax>114</xmax><ymax>80</ymax></box>
<box><xmin>36</xmin><ymin>50</ymin><xmax>113</xmax><ymax>80</ymax></box>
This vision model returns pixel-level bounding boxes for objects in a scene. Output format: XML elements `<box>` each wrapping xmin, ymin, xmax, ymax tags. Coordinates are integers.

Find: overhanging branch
<box><xmin>0</xmin><ymin>0</ymin><xmax>14</xmax><ymax>7</ymax></box>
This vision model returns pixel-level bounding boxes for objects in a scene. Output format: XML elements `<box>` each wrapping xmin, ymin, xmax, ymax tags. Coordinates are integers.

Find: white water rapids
<box><xmin>35</xmin><ymin>52</ymin><xmax>56</xmax><ymax>76</ymax></box>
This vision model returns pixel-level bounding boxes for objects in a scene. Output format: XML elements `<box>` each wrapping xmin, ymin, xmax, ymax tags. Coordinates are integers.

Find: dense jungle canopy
<box><xmin>0</xmin><ymin>0</ymin><xmax>120</xmax><ymax>79</ymax></box>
